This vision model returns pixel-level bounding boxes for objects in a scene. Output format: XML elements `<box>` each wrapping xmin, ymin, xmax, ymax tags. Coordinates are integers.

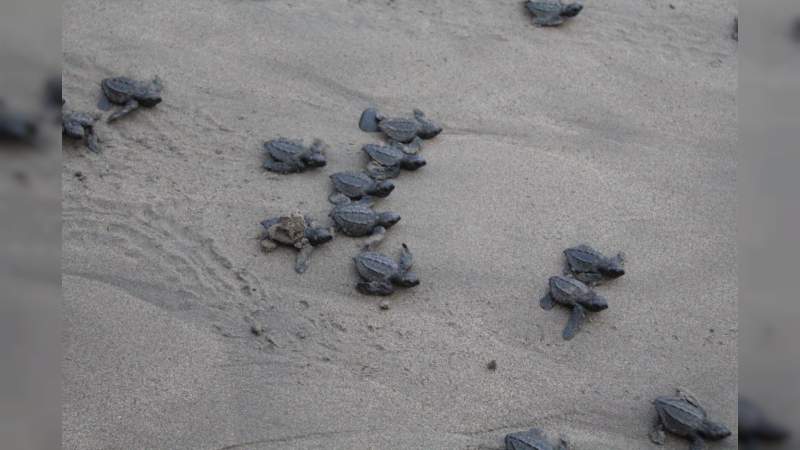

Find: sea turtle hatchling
<box><xmin>63</xmin><ymin>110</ymin><xmax>100</xmax><ymax>152</ymax></box>
<box><xmin>739</xmin><ymin>396</ymin><xmax>790</xmax><ymax>449</ymax></box>
<box><xmin>263</xmin><ymin>138</ymin><xmax>327</xmax><ymax>174</ymax></box>
<box><xmin>505</xmin><ymin>428</ymin><xmax>570</xmax><ymax>450</ymax></box>
<box><xmin>353</xmin><ymin>243</ymin><xmax>419</xmax><ymax>296</ymax></box>
<box><xmin>363</xmin><ymin>142</ymin><xmax>426</xmax><ymax>180</ymax></box>
<box><xmin>539</xmin><ymin>275</ymin><xmax>608</xmax><ymax>340</ymax></box>
<box><xmin>525</xmin><ymin>0</ymin><xmax>583</xmax><ymax>27</ymax></box>
<box><xmin>330</xmin><ymin>199</ymin><xmax>400</xmax><ymax>245</ymax></box>
<box><xmin>329</xmin><ymin>171</ymin><xmax>395</xmax><ymax>204</ymax></box>
<box><xmin>650</xmin><ymin>388</ymin><xmax>732</xmax><ymax>450</ymax></box>
<box><xmin>563</xmin><ymin>244</ymin><xmax>625</xmax><ymax>285</ymax></box>
<box><xmin>260</xmin><ymin>211</ymin><xmax>333</xmax><ymax>274</ymax></box>
<box><xmin>99</xmin><ymin>76</ymin><xmax>163</xmax><ymax>122</ymax></box>
<box><xmin>359</xmin><ymin>107</ymin><xmax>443</xmax><ymax>142</ymax></box>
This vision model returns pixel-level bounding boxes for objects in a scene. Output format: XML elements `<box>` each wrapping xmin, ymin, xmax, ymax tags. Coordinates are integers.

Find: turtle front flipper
<box><xmin>263</xmin><ymin>159</ymin><xmax>298</xmax><ymax>174</ymax></box>
<box><xmin>356</xmin><ymin>280</ymin><xmax>394</xmax><ymax>296</ymax></box>
<box><xmin>85</xmin><ymin>128</ymin><xmax>100</xmax><ymax>153</ymax></box>
<box><xmin>294</xmin><ymin>244</ymin><xmax>313</xmax><ymax>274</ymax></box>
<box><xmin>107</xmin><ymin>98</ymin><xmax>139</xmax><ymax>122</ymax></box>
<box><xmin>688</xmin><ymin>434</ymin><xmax>707</xmax><ymax>450</ymax></box>
<box><xmin>562</xmin><ymin>304</ymin><xmax>586</xmax><ymax>340</ymax></box>
<box><xmin>539</xmin><ymin>291</ymin><xmax>556</xmax><ymax>310</ymax></box>
<box><xmin>398</xmin><ymin>243</ymin><xmax>413</xmax><ymax>272</ymax></box>
<box><xmin>556</xmin><ymin>436</ymin><xmax>571</xmax><ymax>450</ymax></box>
<box><xmin>699</xmin><ymin>419</ymin><xmax>732</xmax><ymax>441</ymax></box>
<box><xmin>649</xmin><ymin>419</ymin><xmax>666</xmax><ymax>445</ymax></box>
<box><xmin>534</xmin><ymin>14</ymin><xmax>564</xmax><ymax>26</ymax></box>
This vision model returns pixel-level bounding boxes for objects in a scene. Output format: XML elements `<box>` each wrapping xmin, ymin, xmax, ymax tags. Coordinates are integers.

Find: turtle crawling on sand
<box><xmin>505</xmin><ymin>428</ymin><xmax>570</xmax><ymax>450</ymax></box>
<box><xmin>363</xmin><ymin>142</ymin><xmax>426</xmax><ymax>180</ymax></box>
<box><xmin>329</xmin><ymin>171</ymin><xmax>395</xmax><ymax>204</ymax></box>
<box><xmin>330</xmin><ymin>198</ymin><xmax>400</xmax><ymax>247</ymax></box>
<box><xmin>63</xmin><ymin>110</ymin><xmax>100</xmax><ymax>152</ymax></box>
<box><xmin>739</xmin><ymin>396</ymin><xmax>790</xmax><ymax>448</ymax></box>
<box><xmin>260</xmin><ymin>211</ymin><xmax>333</xmax><ymax>273</ymax></box>
<box><xmin>99</xmin><ymin>76</ymin><xmax>163</xmax><ymax>122</ymax></box>
<box><xmin>539</xmin><ymin>275</ymin><xmax>608</xmax><ymax>340</ymax></box>
<box><xmin>263</xmin><ymin>138</ymin><xmax>327</xmax><ymax>174</ymax></box>
<box><xmin>525</xmin><ymin>0</ymin><xmax>583</xmax><ymax>27</ymax></box>
<box><xmin>650</xmin><ymin>388</ymin><xmax>732</xmax><ymax>450</ymax></box>
<box><xmin>358</xmin><ymin>107</ymin><xmax>443</xmax><ymax>142</ymax></box>
<box><xmin>563</xmin><ymin>244</ymin><xmax>625</xmax><ymax>285</ymax></box>
<box><xmin>354</xmin><ymin>243</ymin><xmax>419</xmax><ymax>296</ymax></box>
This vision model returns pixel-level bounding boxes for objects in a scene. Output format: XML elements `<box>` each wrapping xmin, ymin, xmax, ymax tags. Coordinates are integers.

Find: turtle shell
<box><xmin>549</xmin><ymin>276</ymin><xmax>592</xmax><ymax>305</ymax></box>
<box><xmin>101</xmin><ymin>77</ymin><xmax>139</xmax><ymax>103</ymax></box>
<box><xmin>331</xmin><ymin>203</ymin><xmax>378</xmax><ymax>236</ymax></box>
<box><xmin>264</xmin><ymin>138</ymin><xmax>306</xmax><ymax>162</ymax></box>
<box><xmin>363</xmin><ymin>143</ymin><xmax>404</xmax><ymax>166</ymax></box>
<box><xmin>526</xmin><ymin>0</ymin><xmax>563</xmax><ymax>15</ymax></box>
<box><xmin>354</xmin><ymin>251</ymin><xmax>399</xmax><ymax>281</ymax></box>
<box><xmin>505</xmin><ymin>428</ymin><xmax>553</xmax><ymax>450</ymax></box>
<box><xmin>378</xmin><ymin>117</ymin><xmax>419</xmax><ymax>143</ymax></box>
<box><xmin>331</xmin><ymin>171</ymin><xmax>376</xmax><ymax>198</ymax></box>
<box><xmin>564</xmin><ymin>245</ymin><xmax>604</xmax><ymax>273</ymax></box>
<box><xmin>654</xmin><ymin>396</ymin><xmax>707</xmax><ymax>438</ymax></box>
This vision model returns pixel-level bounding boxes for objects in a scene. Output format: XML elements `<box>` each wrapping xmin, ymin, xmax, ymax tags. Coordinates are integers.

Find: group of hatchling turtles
<box><xmin>259</xmin><ymin>106</ymin><xmax>441</xmax><ymax>295</ymax></box>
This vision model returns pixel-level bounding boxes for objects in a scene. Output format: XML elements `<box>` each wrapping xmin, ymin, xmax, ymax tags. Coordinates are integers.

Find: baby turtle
<box><xmin>329</xmin><ymin>171</ymin><xmax>395</xmax><ymax>204</ymax></box>
<box><xmin>525</xmin><ymin>0</ymin><xmax>583</xmax><ymax>27</ymax></box>
<box><xmin>100</xmin><ymin>76</ymin><xmax>163</xmax><ymax>122</ymax></box>
<box><xmin>63</xmin><ymin>110</ymin><xmax>100</xmax><ymax>152</ymax></box>
<box><xmin>260</xmin><ymin>211</ymin><xmax>333</xmax><ymax>274</ymax></box>
<box><xmin>359</xmin><ymin>107</ymin><xmax>443</xmax><ymax>141</ymax></box>
<box><xmin>0</xmin><ymin>102</ymin><xmax>38</xmax><ymax>145</ymax></box>
<box><xmin>330</xmin><ymin>199</ymin><xmax>400</xmax><ymax>245</ymax></box>
<box><xmin>353</xmin><ymin>243</ymin><xmax>419</xmax><ymax>296</ymax></box>
<box><xmin>263</xmin><ymin>138</ymin><xmax>327</xmax><ymax>174</ymax></box>
<box><xmin>363</xmin><ymin>142</ymin><xmax>426</xmax><ymax>180</ymax></box>
<box><xmin>650</xmin><ymin>388</ymin><xmax>732</xmax><ymax>450</ymax></box>
<box><xmin>739</xmin><ymin>396</ymin><xmax>790</xmax><ymax>448</ymax></box>
<box><xmin>539</xmin><ymin>275</ymin><xmax>608</xmax><ymax>340</ymax></box>
<box><xmin>505</xmin><ymin>428</ymin><xmax>570</xmax><ymax>450</ymax></box>
<box><xmin>563</xmin><ymin>244</ymin><xmax>625</xmax><ymax>285</ymax></box>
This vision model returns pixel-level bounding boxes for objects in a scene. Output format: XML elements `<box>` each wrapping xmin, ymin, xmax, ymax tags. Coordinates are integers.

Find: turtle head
<box><xmin>600</xmin><ymin>255</ymin><xmax>625</xmax><ymax>279</ymax></box>
<box><xmin>700</xmin><ymin>421</ymin><xmax>732</xmax><ymax>441</ymax></box>
<box><xmin>582</xmin><ymin>294</ymin><xmax>608</xmax><ymax>312</ymax></box>
<box><xmin>302</xmin><ymin>151</ymin><xmax>327</xmax><ymax>168</ymax></box>
<box><xmin>394</xmin><ymin>270</ymin><xmax>420</xmax><ymax>287</ymax></box>
<box><xmin>400</xmin><ymin>154</ymin><xmax>426</xmax><ymax>170</ymax></box>
<box><xmin>378</xmin><ymin>211</ymin><xmax>401</xmax><ymax>229</ymax></box>
<box><xmin>561</xmin><ymin>3</ymin><xmax>583</xmax><ymax>17</ymax></box>
<box><xmin>368</xmin><ymin>180</ymin><xmax>395</xmax><ymax>198</ymax></box>
<box><xmin>138</xmin><ymin>79</ymin><xmax>163</xmax><ymax>107</ymax></box>
<box><xmin>305</xmin><ymin>227</ymin><xmax>333</xmax><ymax>246</ymax></box>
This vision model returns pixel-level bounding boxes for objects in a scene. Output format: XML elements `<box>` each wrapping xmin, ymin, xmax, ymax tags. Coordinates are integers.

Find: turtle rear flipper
<box><xmin>107</xmin><ymin>98</ymin><xmax>139</xmax><ymax>122</ymax></box>
<box><xmin>562</xmin><ymin>304</ymin><xmax>586</xmax><ymax>340</ymax></box>
<box><xmin>539</xmin><ymin>291</ymin><xmax>556</xmax><ymax>310</ymax></box>
<box><xmin>649</xmin><ymin>419</ymin><xmax>666</xmax><ymax>445</ymax></box>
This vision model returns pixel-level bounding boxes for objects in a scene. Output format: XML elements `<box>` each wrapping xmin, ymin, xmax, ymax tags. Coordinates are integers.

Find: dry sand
<box><xmin>62</xmin><ymin>0</ymin><xmax>738</xmax><ymax>448</ymax></box>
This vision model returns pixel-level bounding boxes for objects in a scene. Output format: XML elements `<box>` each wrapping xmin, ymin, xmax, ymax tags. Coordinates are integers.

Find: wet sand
<box><xmin>63</xmin><ymin>0</ymin><xmax>738</xmax><ymax>448</ymax></box>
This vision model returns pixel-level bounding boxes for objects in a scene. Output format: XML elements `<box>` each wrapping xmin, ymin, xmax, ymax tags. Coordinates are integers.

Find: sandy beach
<box><xmin>62</xmin><ymin>0</ymin><xmax>738</xmax><ymax>448</ymax></box>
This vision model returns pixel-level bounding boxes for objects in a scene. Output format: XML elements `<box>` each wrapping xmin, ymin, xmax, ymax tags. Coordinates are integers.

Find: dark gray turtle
<box><xmin>650</xmin><ymin>388</ymin><xmax>732</xmax><ymax>450</ymax></box>
<box><xmin>359</xmin><ymin>107</ymin><xmax>443</xmax><ymax>141</ymax></box>
<box><xmin>525</xmin><ymin>0</ymin><xmax>583</xmax><ymax>27</ymax></box>
<box><xmin>263</xmin><ymin>138</ymin><xmax>327</xmax><ymax>174</ymax></box>
<box><xmin>99</xmin><ymin>76</ymin><xmax>163</xmax><ymax>122</ymax></box>
<box><xmin>505</xmin><ymin>428</ymin><xmax>570</xmax><ymax>450</ymax></box>
<box><xmin>260</xmin><ymin>211</ymin><xmax>333</xmax><ymax>274</ymax></box>
<box><xmin>563</xmin><ymin>244</ymin><xmax>625</xmax><ymax>285</ymax></box>
<box><xmin>329</xmin><ymin>171</ymin><xmax>395</xmax><ymax>204</ymax></box>
<box><xmin>739</xmin><ymin>396</ymin><xmax>790</xmax><ymax>449</ymax></box>
<box><xmin>63</xmin><ymin>110</ymin><xmax>100</xmax><ymax>152</ymax></box>
<box><xmin>330</xmin><ymin>199</ymin><xmax>400</xmax><ymax>241</ymax></box>
<box><xmin>0</xmin><ymin>102</ymin><xmax>38</xmax><ymax>144</ymax></box>
<box><xmin>539</xmin><ymin>275</ymin><xmax>608</xmax><ymax>340</ymax></box>
<box><xmin>354</xmin><ymin>243</ymin><xmax>419</xmax><ymax>296</ymax></box>
<box><xmin>363</xmin><ymin>142</ymin><xmax>426</xmax><ymax>180</ymax></box>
